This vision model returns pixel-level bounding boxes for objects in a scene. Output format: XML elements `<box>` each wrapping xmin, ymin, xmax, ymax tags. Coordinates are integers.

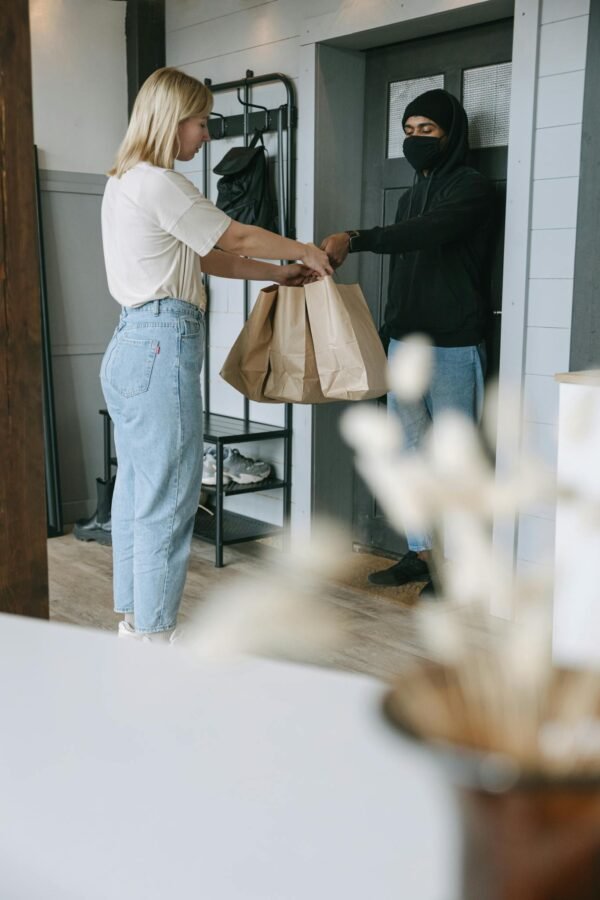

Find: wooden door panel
<box><xmin>0</xmin><ymin>0</ymin><xmax>49</xmax><ymax>617</ymax></box>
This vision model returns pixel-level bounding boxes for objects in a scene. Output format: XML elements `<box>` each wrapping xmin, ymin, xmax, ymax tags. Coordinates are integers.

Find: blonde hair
<box><xmin>108</xmin><ymin>67</ymin><xmax>213</xmax><ymax>177</ymax></box>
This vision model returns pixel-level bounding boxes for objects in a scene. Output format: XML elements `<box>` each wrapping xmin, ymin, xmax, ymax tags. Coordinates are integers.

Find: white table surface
<box><xmin>0</xmin><ymin>613</ymin><xmax>457</xmax><ymax>899</ymax></box>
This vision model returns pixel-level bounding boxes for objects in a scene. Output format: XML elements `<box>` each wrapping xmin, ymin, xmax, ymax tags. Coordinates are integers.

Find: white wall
<box><xmin>167</xmin><ymin>0</ymin><xmax>591</xmax><ymax>547</ymax></box>
<box><xmin>30</xmin><ymin>0</ymin><xmax>128</xmax><ymax>174</ymax></box>
<box><xmin>517</xmin><ymin>0</ymin><xmax>590</xmax><ymax>575</ymax></box>
<box><xmin>29</xmin><ymin>0</ymin><xmax>127</xmax><ymax>521</ymax></box>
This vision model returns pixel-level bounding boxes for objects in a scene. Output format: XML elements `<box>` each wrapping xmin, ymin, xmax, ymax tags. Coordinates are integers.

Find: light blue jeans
<box><xmin>387</xmin><ymin>338</ymin><xmax>486</xmax><ymax>553</ymax></box>
<box><xmin>100</xmin><ymin>299</ymin><xmax>204</xmax><ymax>633</ymax></box>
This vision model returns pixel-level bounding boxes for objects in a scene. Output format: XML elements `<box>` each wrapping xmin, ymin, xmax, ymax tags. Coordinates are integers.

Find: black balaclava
<box><xmin>401</xmin><ymin>88</ymin><xmax>469</xmax><ymax>175</ymax></box>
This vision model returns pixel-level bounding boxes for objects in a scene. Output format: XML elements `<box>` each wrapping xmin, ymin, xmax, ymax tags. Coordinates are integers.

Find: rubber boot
<box><xmin>73</xmin><ymin>476</ymin><xmax>114</xmax><ymax>546</ymax></box>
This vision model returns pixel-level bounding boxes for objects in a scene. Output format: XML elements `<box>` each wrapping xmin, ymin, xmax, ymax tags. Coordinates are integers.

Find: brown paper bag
<box><xmin>262</xmin><ymin>285</ymin><xmax>332</xmax><ymax>403</ymax></box>
<box><xmin>304</xmin><ymin>277</ymin><xmax>388</xmax><ymax>401</ymax></box>
<box><xmin>221</xmin><ymin>277</ymin><xmax>387</xmax><ymax>404</ymax></box>
<box><xmin>219</xmin><ymin>284</ymin><xmax>279</xmax><ymax>403</ymax></box>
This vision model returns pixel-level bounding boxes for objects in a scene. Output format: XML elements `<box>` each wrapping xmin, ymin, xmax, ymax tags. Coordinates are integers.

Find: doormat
<box><xmin>330</xmin><ymin>550</ymin><xmax>425</xmax><ymax>607</ymax></box>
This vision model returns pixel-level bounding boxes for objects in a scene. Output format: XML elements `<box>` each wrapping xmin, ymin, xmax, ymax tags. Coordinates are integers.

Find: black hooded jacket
<box><xmin>352</xmin><ymin>93</ymin><xmax>495</xmax><ymax>347</ymax></box>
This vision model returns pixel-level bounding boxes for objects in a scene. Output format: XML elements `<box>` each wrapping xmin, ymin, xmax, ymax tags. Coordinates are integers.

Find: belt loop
<box><xmin>153</xmin><ymin>299</ymin><xmax>160</xmax><ymax>316</ymax></box>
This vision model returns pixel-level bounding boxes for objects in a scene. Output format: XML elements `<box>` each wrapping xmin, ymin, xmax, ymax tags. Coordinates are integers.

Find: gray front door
<box><xmin>355</xmin><ymin>17</ymin><xmax>513</xmax><ymax>555</ymax></box>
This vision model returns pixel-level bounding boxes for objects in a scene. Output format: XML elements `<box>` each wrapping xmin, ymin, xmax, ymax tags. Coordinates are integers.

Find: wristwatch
<box><xmin>345</xmin><ymin>230</ymin><xmax>361</xmax><ymax>253</ymax></box>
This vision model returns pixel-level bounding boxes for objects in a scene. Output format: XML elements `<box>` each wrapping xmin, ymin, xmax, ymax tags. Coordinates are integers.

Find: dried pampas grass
<box><xmin>386</xmin><ymin>625</ymin><xmax>600</xmax><ymax>778</ymax></box>
<box><xmin>182</xmin><ymin>520</ymin><xmax>346</xmax><ymax>663</ymax></box>
<box><xmin>342</xmin><ymin>337</ymin><xmax>600</xmax><ymax>778</ymax></box>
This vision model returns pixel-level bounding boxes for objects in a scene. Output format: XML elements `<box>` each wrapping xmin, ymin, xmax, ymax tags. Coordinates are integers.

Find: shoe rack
<box><xmin>193</xmin><ymin>70</ymin><xmax>296</xmax><ymax>566</ymax></box>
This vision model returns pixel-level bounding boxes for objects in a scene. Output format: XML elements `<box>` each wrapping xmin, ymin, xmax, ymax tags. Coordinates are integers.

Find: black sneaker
<box><xmin>368</xmin><ymin>551</ymin><xmax>430</xmax><ymax>586</ymax></box>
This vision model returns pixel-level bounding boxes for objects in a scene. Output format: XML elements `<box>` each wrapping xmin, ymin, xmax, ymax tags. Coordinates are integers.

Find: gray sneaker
<box><xmin>204</xmin><ymin>447</ymin><xmax>271</xmax><ymax>484</ymax></box>
<box><xmin>206</xmin><ymin>447</ymin><xmax>271</xmax><ymax>484</ymax></box>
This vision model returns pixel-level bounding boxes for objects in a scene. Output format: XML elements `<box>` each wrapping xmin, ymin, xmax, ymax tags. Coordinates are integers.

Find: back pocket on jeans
<box><xmin>107</xmin><ymin>336</ymin><xmax>159</xmax><ymax>398</ymax></box>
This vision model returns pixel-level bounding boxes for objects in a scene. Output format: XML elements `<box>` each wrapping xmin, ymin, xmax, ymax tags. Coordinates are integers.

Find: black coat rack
<box><xmin>193</xmin><ymin>71</ymin><xmax>297</xmax><ymax>566</ymax></box>
<box><xmin>201</xmin><ymin>70</ymin><xmax>296</xmax><ymax>415</ymax></box>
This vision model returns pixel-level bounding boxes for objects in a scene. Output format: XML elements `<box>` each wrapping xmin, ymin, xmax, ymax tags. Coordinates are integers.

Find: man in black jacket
<box><xmin>322</xmin><ymin>89</ymin><xmax>495</xmax><ymax>595</ymax></box>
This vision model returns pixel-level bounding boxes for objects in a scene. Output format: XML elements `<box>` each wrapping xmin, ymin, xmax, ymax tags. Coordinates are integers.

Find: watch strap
<box><xmin>345</xmin><ymin>230</ymin><xmax>360</xmax><ymax>253</ymax></box>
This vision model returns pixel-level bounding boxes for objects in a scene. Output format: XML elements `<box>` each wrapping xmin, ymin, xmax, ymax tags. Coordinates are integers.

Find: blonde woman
<box><xmin>101</xmin><ymin>67</ymin><xmax>331</xmax><ymax>641</ymax></box>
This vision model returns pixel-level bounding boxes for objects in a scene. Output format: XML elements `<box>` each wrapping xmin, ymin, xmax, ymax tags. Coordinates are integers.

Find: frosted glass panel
<box><xmin>463</xmin><ymin>62</ymin><xmax>512</xmax><ymax>149</ymax></box>
<box><xmin>387</xmin><ymin>74</ymin><xmax>444</xmax><ymax>159</ymax></box>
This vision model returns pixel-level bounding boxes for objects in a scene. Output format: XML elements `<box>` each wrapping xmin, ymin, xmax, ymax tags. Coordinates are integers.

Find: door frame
<box><xmin>569</xmin><ymin>0</ymin><xmax>600</xmax><ymax>371</ymax></box>
<box><xmin>299</xmin><ymin>0</ymin><xmax>541</xmax><ymax>614</ymax></box>
<box><xmin>0</xmin><ymin>0</ymin><xmax>49</xmax><ymax>618</ymax></box>
<box><xmin>355</xmin><ymin>18</ymin><xmax>513</xmax><ymax>556</ymax></box>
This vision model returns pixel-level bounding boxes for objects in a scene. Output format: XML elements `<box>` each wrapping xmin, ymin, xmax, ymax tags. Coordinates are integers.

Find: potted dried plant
<box><xmin>341</xmin><ymin>337</ymin><xmax>600</xmax><ymax>900</ymax></box>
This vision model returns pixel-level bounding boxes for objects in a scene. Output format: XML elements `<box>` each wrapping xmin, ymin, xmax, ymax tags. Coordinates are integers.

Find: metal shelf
<box><xmin>202</xmin><ymin>476</ymin><xmax>287</xmax><ymax>497</ymax></box>
<box><xmin>193</xmin><ymin>508</ymin><xmax>282</xmax><ymax>546</ymax></box>
<box><xmin>196</xmin><ymin>70</ymin><xmax>296</xmax><ymax>567</ymax></box>
<box><xmin>203</xmin><ymin>412</ymin><xmax>289</xmax><ymax>445</ymax></box>
<box><xmin>99</xmin><ymin>407</ymin><xmax>291</xmax><ymax>566</ymax></box>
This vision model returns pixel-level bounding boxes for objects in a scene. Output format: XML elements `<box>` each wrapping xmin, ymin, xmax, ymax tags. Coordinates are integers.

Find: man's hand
<box><xmin>276</xmin><ymin>263</ymin><xmax>320</xmax><ymax>287</ymax></box>
<box><xmin>301</xmin><ymin>243</ymin><xmax>333</xmax><ymax>277</ymax></box>
<box><xmin>320</xmin><ymin>232</ymin><xmax>350</xmax><ymax>269</ymax></box>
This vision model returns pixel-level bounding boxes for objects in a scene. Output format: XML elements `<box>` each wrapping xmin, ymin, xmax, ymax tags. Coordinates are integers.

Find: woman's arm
<box><xmin>216</xmin><ymin>220</ymin><xmax>332</xmax><ymax>277</ymax></box>
<box><xmin>200</xmin><ymin>250</ymin><xmax>317</xmax><ymax>286</ymax></box>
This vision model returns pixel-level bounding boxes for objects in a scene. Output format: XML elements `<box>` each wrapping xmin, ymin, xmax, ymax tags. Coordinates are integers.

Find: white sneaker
<box><xmin>201</xmin><ymin>452</ymin><xmax>231</xmax><ymax>485</ymax></box>
<box><xmin>118</xmin><ymin>621</ymin><xmax>151</xmax><ymax>642</ymax></box>
<box><xmin>118</xmin><ymin>622</ymin><xmax>174</xmax><ymax>643</ymax></box>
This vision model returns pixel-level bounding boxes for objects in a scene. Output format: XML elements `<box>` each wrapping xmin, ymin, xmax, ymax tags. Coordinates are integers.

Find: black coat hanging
<box><xmin>213</xmin><ymin>129</ymin><xmax>278</xmax><ymax>233</ymax></box>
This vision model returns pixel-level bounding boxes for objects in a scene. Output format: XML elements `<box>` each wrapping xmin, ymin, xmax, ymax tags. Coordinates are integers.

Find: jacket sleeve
<box><xmin>353</xmin><ymin>175</ymin><xmax>494</xmax><ymax>255</ymax></box>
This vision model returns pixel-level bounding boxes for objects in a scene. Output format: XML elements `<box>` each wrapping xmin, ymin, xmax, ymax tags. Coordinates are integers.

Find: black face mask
<box><xmin>403</xmin><ymin>136</ymin><xmax>444</xmax><ymax>172</ymax></box>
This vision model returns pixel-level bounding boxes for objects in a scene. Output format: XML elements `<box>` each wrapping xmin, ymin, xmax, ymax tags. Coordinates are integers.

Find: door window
<box><xmin>462</xmin><ymin>62</ymin><xmax>512</xmax><ymax>149</ymax></box>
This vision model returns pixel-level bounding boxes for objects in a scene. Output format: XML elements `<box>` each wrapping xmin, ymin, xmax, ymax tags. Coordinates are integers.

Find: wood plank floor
<box><xmin>48</xmin><ymin>534</ymin><xmax>431</xmax><ymax>682</ymax></box>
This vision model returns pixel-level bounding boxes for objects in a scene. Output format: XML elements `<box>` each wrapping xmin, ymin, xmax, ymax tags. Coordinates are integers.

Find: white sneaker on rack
<box><xmin>201</xmin><ymin>452</ymin><xmax>231</xmax><ymax>485</ymax></box>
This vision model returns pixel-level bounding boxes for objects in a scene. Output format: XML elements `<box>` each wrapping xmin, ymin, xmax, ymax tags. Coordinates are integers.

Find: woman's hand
<box><xmin>276</xmin><ymin>263</ymin><xmax>320</xmax><ymax>286</ymax></box>
<box><xmin>300</xmin><ymin>243</ymin><xmax>334</xmax><ymax>278</ymax></box>
<box><xmin>201</xmin><ymin>251</ymin><xmax>319</xmax><ymax>285</ymax></box>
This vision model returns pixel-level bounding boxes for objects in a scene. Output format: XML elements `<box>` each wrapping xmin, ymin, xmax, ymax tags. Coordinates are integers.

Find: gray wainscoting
<box><xmin>40</xmin><ymin>170</ymin><xmax>119</xmax><ymax>524</ymax></box>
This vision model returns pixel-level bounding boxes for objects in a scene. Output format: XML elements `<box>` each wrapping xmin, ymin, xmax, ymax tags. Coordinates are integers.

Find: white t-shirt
<box><xmin>101</xmin><ymin>162</ymin><xmax>231</xmax><ymax>309</ymax></box>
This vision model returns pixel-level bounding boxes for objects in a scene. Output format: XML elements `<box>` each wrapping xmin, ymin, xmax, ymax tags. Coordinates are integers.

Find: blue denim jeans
<box><xmin>100</xmin><ymin>299</ymin><xmax>204</xmax><ymax>633</ymax></box>
<box><xmin>387</xmin><ymin>339</ymin><xmax>486</xmax><ymax>553</ymax></box>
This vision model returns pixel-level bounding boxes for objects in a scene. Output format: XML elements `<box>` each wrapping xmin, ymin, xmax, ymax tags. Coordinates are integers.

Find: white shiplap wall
<box><xmin>167</xmin><ymin>0</ymin><xmax>591</xmax><ymax>545</ymax></box>
<box><xmin>518</xmin><ymin>0</ymin><xmax>590</xmax><ymax>573</ymax></box>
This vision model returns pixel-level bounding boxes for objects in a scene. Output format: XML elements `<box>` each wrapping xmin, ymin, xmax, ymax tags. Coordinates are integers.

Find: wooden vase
<box><xmin>383</xmin><ymin>667</ymin><xmax>600</xmax><ymax>900</ymax></box>
<box><xmin>459</xmin><ymin>781</ymin><xmax>600</xmax><ymax>900</ymax></box>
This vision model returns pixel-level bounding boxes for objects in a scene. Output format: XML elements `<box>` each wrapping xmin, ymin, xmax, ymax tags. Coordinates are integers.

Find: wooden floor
<box><xmin>48</xmin><ymin>533</ymin><xmax>430</xmax><ymax>682</ymax></box>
